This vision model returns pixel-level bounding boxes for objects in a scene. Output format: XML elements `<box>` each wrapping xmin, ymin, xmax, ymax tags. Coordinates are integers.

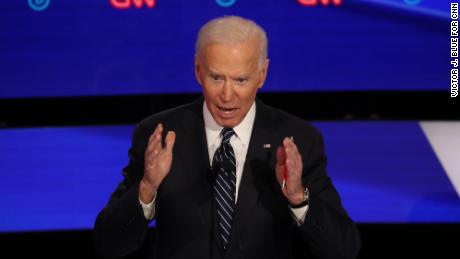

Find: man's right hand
<box><xmin>139</xmin><ymin>123</ymin><xmax>176</xmax><ymax>204</ymax></box>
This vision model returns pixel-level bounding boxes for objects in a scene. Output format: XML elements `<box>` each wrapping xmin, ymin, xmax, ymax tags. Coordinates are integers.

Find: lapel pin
<box><xmin>263</xmin><ymin>144</ymin><xmax>271</xmax><ymax>148</ymax></box>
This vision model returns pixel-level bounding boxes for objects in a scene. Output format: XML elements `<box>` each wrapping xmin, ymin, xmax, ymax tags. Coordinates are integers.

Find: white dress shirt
<box><xmin>140</xmin><ymin>101</ymin><xmax>308</xmax><ymax>224</ymax></box>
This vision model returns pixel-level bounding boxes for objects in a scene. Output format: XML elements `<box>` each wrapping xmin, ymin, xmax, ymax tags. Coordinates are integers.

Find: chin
<box><xmin>216</xmin><ymin>119</ymin><xmax>238</xmax><ymax>128</ymax></box>
<box><xmin>214</xmin><ymin>115</ymin><xmax>243</xmax><ymax>128</ymax></box>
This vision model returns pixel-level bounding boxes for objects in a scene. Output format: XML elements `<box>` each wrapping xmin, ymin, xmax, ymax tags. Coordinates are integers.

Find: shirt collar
<box><xmin>203</xmin><ymin>101</ymin><xmax>256</xmax><ymax>147</ymax></box>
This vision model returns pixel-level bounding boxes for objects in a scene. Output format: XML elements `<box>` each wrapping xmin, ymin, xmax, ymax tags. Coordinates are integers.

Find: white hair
<box><xmin>195</xmin><ymin>16</ymin><xmax>268</xmax><ymax>70</ymax></box>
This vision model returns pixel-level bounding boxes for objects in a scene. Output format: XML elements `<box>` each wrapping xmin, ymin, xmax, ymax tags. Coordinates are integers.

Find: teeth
<box><xmin>220</xmin><ymin>107</ymin><xmax>235</xmax><ymax>112</ymax></box>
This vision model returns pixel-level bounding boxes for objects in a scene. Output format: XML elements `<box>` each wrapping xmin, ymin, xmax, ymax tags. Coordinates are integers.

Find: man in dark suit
<box><xmin>94</xmin><ymin>16</ymin><xmax>360</xmax><ymax>259</ymax></box>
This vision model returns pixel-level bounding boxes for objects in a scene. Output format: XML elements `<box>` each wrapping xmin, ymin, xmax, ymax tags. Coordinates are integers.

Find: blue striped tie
<box><xmin>212</xmin><ymin>128</ymin><xmax>236</xmax><ymax>250</ymax></box>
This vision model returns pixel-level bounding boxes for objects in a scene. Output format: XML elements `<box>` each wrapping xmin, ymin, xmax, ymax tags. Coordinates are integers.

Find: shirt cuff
<box><xmin>139</xmin><ymin>192</ymin><xmax>157</xmax><ymax>220</ymax></box>
<box><xmin>290</xmin><ymin>205</ymin><xmax>309</xmax><ymax>226</ymax></box>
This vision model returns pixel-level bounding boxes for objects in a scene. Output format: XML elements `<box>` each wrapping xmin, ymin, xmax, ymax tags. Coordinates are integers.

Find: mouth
<box><xmin>217</xmin><ymin>105</ymin><xmax>239</xmax><ymax>117</ymax></box>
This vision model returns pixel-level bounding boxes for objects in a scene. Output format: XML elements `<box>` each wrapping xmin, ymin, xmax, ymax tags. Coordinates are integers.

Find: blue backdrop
<box><xmin>1</xmin><ymin>122</ymin><xmax>459</xmax><ymax>232</ymax></box>
<box><xmin>0</xmin><ymin>0</ymin><xmax>450</xmax><ymax>98</ymax></box>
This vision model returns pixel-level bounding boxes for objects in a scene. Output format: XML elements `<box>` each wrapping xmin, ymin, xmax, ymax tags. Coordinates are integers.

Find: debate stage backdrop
<box><xmin>1</xmin><ymin>0</ymin><xmax>458</xmax><ymax>233</ymax></box>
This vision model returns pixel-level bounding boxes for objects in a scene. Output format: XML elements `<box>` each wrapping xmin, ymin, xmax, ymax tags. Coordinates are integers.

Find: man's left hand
<box><xmin>276</xmin><ymin>137</ymin><xmax>305</xmax><ymax>206</ymax></box>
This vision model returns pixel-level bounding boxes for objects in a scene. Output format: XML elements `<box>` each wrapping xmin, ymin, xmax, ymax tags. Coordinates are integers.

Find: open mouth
<box><xmin>217</xmin><ymin>105</ymin><xmax>239</xmax><ymax>116</ymax></box>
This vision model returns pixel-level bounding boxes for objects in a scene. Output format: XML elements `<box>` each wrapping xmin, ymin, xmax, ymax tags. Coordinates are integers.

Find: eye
<box><xmin>210</xmin><ymin>73</ymin><xmax>222</xmax><ymax>81</ymax></box>
<box><xmin>235</xmin><ymin>77</ymin><xmax>248</xmax><ymax>84</ymax></box>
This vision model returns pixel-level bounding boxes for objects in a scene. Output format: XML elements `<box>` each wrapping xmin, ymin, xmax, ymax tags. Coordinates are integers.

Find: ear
<box><xmin>194</xmin><ymin>55</ymin><xmax>203</xmax><ymax>86</ymax></box>
<box><xmin>258</xmin><ymin>58</ymin><xmax>270</xmax><ymax>89</ymax></box>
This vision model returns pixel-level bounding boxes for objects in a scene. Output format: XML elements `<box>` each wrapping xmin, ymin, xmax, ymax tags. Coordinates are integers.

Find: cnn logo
<box><xmin>297</xmin><ymin>0</ymin><xmax>342</xmax><ymax>6</ymax></box>
<box><xmin>110</xmin><ymin>0</ymin><xmax>156</xmax><ymax>9</ymax></box>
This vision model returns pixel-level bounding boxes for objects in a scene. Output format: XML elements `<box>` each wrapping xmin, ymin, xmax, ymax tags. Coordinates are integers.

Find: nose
<box><xmin>220</xmin><ymin>81</ymin><xmax>234</xmax><ymax>102</ymax></box>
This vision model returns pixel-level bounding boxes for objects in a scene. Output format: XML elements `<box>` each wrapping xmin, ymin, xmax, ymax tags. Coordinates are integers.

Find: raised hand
<box><xmin>139</xmin><ymin>123</ymin><xmax>176</xmax><ymax>203</ymax></box>
<box><xmin>275</xmin><ymin>137</ymin><xmax>305</xmax><ymax>206</ymax></box>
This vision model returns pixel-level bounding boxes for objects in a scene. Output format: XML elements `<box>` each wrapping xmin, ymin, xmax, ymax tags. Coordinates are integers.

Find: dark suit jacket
<box><xmin>94</xmin><ymin>97</ymin><xmax>361</xmax><ymax>259</ymax></box>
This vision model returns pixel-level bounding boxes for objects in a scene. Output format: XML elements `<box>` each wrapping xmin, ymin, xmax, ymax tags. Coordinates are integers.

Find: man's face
<box><xmin>195</xmin><ymin>38</ymin><xmax>269</xmax><ymax>128</ymax></box>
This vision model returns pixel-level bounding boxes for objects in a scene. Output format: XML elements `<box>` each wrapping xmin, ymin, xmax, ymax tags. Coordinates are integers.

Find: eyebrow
<box><xmin>208</xmin><ymin>70</ymin><xmax>221</xmax><ymax>76</ymax></box>
<box><xmin>206</xmin><ymin>69</ymin><xmax>221</xmax><ymax>78</ymax></box>
<box><xmin>207</xmin><ymin>68</ymin><xmax>250</xmax><ymax>81</ymax></box>
<box><xmin>232</xmin><ymin>75</ymin><xmax>250</xmax><ymax>81</ymax></box>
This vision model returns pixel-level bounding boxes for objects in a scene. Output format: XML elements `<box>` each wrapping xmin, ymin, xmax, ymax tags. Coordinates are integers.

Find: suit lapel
<box><xmin>226</xmin><ymin>99</ymin><xmax>275</xmax><ymax>254</ymax></box>
<box><xmin>177</xmin><ymin>97</ymin><xmax>215</xmax><ymax>234</ymax></box>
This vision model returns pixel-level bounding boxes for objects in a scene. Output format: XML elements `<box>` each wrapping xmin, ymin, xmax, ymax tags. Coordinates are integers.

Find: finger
<box><xmin>283</xmin><ymin>137</ymin><xmax>290</xmax><ymax>149</ymax></box>
<box><xmin>290</xmin><ymin>140</ymin><xmax>304</xmax><ymax>176</ymax></box>
<box><xmin>285</xmin><ymin>137</ymin><xmax>302</xmax><ymax>165</ymax></box>
<box><xmin>148</xmin><ymin>123</ymin><xmax>163</xmax><ymax>146</ymax></box>
<box><xmin>148</xmin><ymin>123</ymin><xmax>162</xmax><ymax>141</ymax></box>
<box><xmin>285</xmin><ymin>158</ymin><xmax>295</xmax><ymax>177</ymax></box>
<box><xmin>284</xmin><ymin>138</ymin><xmax>296</xmax><ymax>164</ymax></box>
<box><xmin>146</xmin><ymin>133</ymin><xmax>161</xmax><ymax>156</ymax></box>
<box><xmin>151</xmin><ymin>133</ymin><xmax>164</xmax><ymax>156</ymax></box>
<box><xmin>146</xmin><ymin>124</ymin><xmax>163</xmax><ymax>154</ymax></box>
<box><xmin>145</xmin><ymin>145</ymin><xmax>160</xmax><ymax>162</ymax></box>
<box><xmin>286</xmin><ymin>138</ymin><xmax>302</xmax><ymax>174</ymax></box>
<box><xmin>282</xmin><ymin>138</ymin><xmax>297</xmax><ymax>179</ymax></box>
<box><xmin>283</xmin><ymin>138</ymin><xmax>296</xmax><ymax>165</ymax></box>
<box><xmin>284</xmin><ymin>141</ymin><xmax>302</xmax><ymax>178</ymax></box>
<box><xmin>276</xmin><ymin>146</ymin><xmax>286</xmax><ymax>166</ymax></box>
<box><xmin>165</xmin><ymin>131</ymin><xmax>176</xmax><ymax>153</ymax></box>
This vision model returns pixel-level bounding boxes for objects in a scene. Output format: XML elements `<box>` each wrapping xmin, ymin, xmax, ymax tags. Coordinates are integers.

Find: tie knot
<box><xmin>221</xmin><ymin>128</ymin><xmax>235</xmax><ymax>144</ymax></box>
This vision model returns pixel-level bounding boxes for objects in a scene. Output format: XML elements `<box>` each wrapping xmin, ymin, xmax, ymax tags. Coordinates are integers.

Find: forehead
<box><xmin>200</xmin><ymin>40</ymin><xmax>259</xmax><ymax>73</ymax></box>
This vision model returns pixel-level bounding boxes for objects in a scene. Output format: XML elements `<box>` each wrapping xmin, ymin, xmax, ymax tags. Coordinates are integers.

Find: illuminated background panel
<box><xmin>1</xmin><ymin>121</ymin><xmax>459</xmax><ymax>232</ymax></box>
<box><xmin>0</xmin><ymin>0</ymin><xmax>449</xmax><ymax>98</ymax></box>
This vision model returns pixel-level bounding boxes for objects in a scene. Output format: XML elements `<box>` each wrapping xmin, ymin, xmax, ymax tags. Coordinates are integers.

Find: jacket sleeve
<box><xmin>295</xmin><ymin>129</ymin><xmax>361</xmax><ymax>259</ymax></box>
<box><xmin>93</xmin><ymin>123</ymin><xmax>154</xmax><ymax>258</ymax></box>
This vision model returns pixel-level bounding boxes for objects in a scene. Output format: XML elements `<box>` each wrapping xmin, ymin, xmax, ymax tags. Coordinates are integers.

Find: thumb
<box><xmin>165</xmin><ymin>131</ymin><xmax>176</xmax><ymax>152</ymax></box>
